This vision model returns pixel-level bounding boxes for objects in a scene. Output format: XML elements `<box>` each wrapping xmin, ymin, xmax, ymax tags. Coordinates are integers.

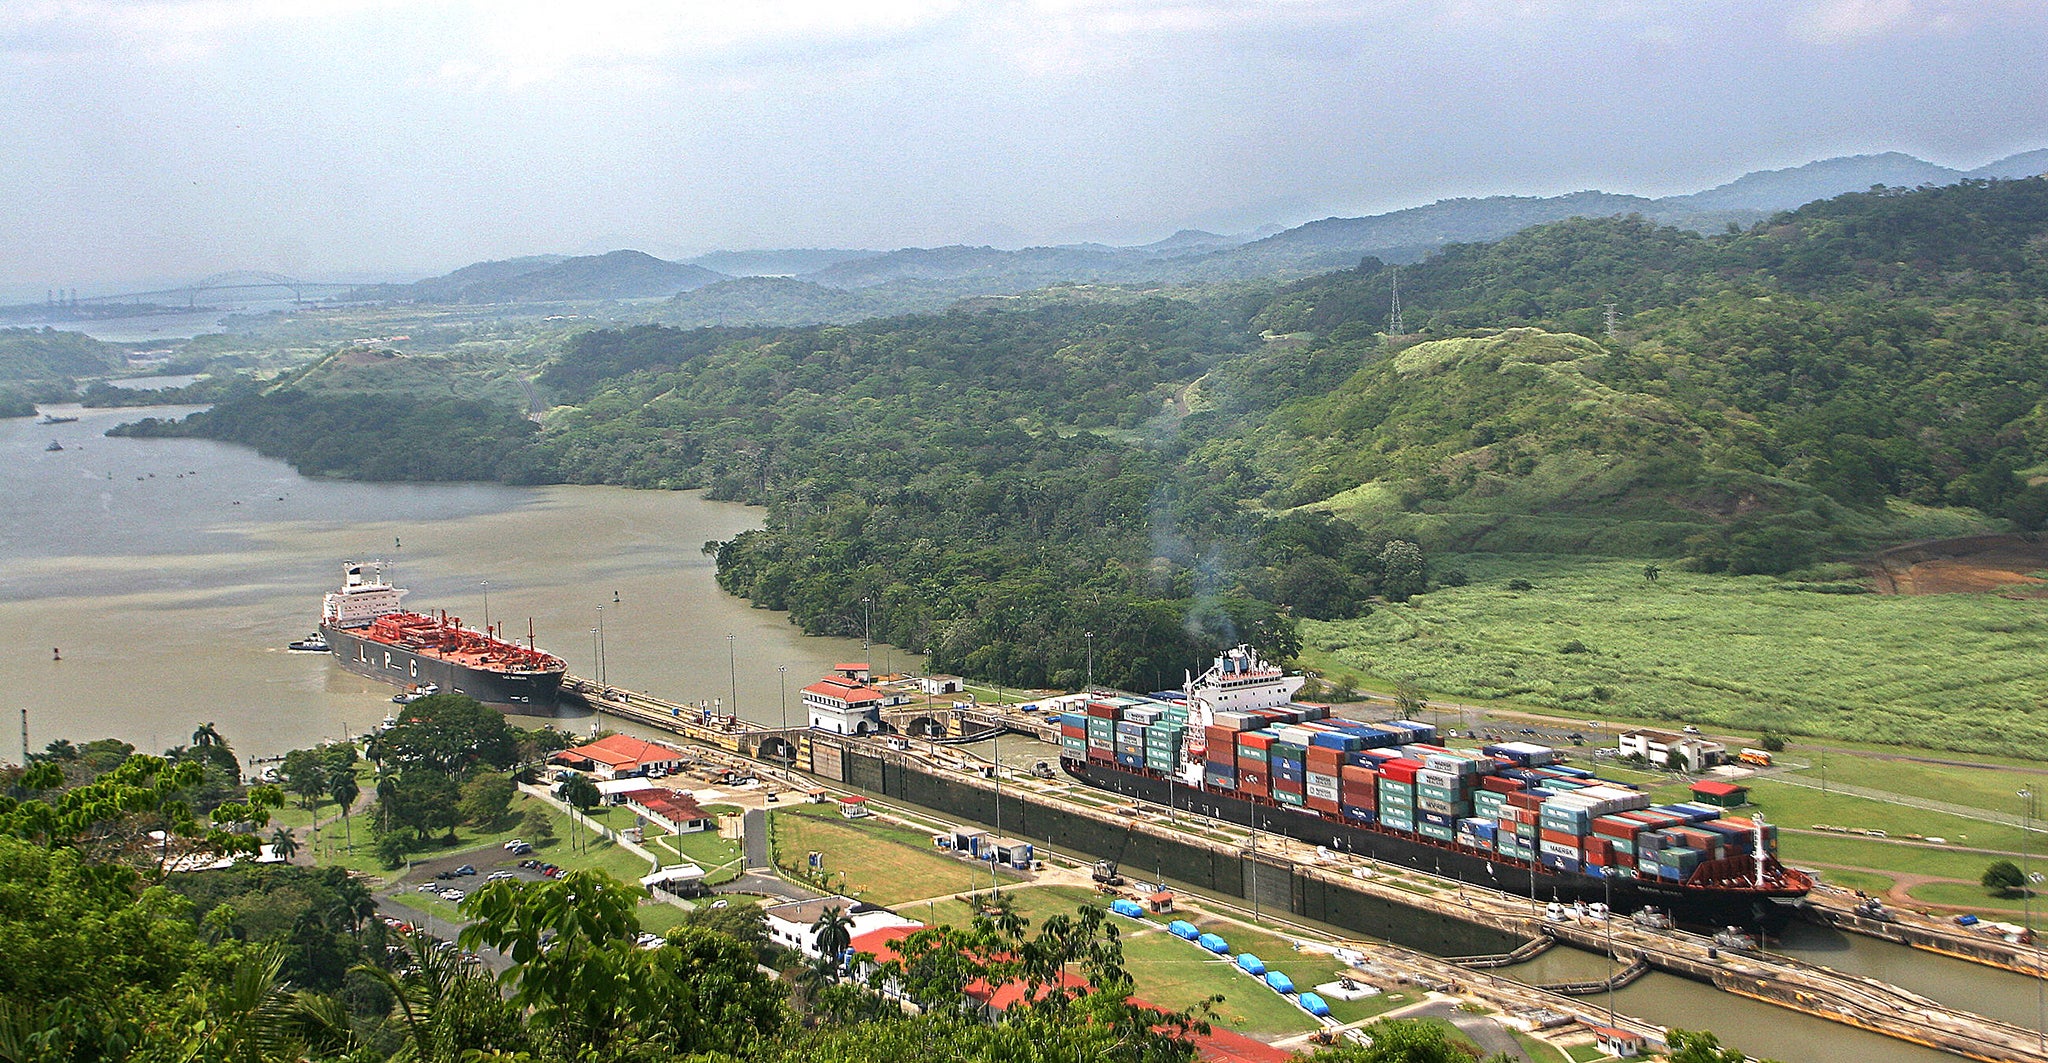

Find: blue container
<box><xmin>1115</xmin><ymin>753</ymin><xmax>1144</xmax><ymax>769</ymax></box>
<box><xmin>1168</xmin><ymin>920</ymin><xmax>1199</xmax><ymax>940</ymax></box>
<box><xmin>1197</xmin><ymin>933</ymin><xmax>1228</xmax><ymax>954</ymax></box>
<box><xmin>1235</xmin><ymin>953</ymin><xmax>1266</xmax><ymax>976</ymax></box>
<box><xmin>1111</xmin><ymin>899</ymin><xmax>1145</xmax><ymax>919</ymax></box>
<box><xmin>1341</xmin><ymin>805</ymin><xmax>1377</xmax><ymax>823</ymax></box>
<box><xmin>1298</xmin><ymin>992</ymin><xmax>1330</xmax><ymax>1017</ymax></box>
<box><xmin>1263</xmin><ymin>971</ymin><xmax>1295</xmax><ymax>994</ymax></box>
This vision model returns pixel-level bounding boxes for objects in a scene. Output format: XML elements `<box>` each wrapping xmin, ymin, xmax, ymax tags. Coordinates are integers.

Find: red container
<box><xmin>1592</xmin><ymin>816</ymin><xmax>1640</xmax><ymax>840</ymax></box>
<box><xmin>1237</xmin><ymin>732</ymin><xmax>1275</xmax><ymax>751</ymax></box>
<box><xmin>1237</xmin><ymin>775</ymin><xmax>1270</xmax><ymax>799</ymax></box>
<box><xmin>1087</xmin><ymin>702</ymin><xmax>1119</xmax><ymax>720</ymax></box>
<box><xmin>1340</xmin><ymin>764</ymin><xmax>1378</xmax><ymax>785</ymax></box>
<box><xmin>1379</xmin><ymin>758</ymin><xmax>1422</xmax><ymax>783</ymax></box>
<box><xmin>1087</xmin><ymin>745</ymin><xmax>1113</xmax><ymax>762</ymax></box>
<box><xmin>1480</xmin><ymin>775</ymin><xmax>1525</xmax><ymax>795</ymax></box>
<box><xmin>1306</xmin><ymin>795</ymin><xmax>1341</xmax><ymax>814</ymax></box>
<box><xmin>1273</xmin><ymin>778</ymin><xmax>1304</xmax><ymax>794</ymax></box>
<box><xmin>1340</xmin><ymin>786</ymin><xmax>1376</xmax><ymax>807</ymax></box>
<box><xmin>1507</xmin><ymin>791</ymin><xmax>1544</xmax><ymax>811</ymax></box>
<box><xmin>1540</xmin><ymin>828</ymin><xmax>1584</xmax><ymax>847</ymax></box>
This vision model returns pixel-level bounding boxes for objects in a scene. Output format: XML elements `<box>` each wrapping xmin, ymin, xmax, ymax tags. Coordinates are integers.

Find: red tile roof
<box><xmin>618</xmin><ymin>788</ymin><xmax>709</xmax><ymax>824</ymax></box>
<box><xmin>1690</xmin><ymin>779</ymin><xmax>1745</xmax><ymax>797</ymax></box>
<box><xmin>1127</xmin><ymin>998</ymin><xmax>1296</xmax><ymax>1063</ymax></box>
<box><xmin>560</xmin><ymin>733</ymin><xmax>681</xmax><ymax>769</ymax></box>
<box><xmin>836</xmin><ymin>938</ymin><xmax>1296</xmax><ymax>1063</ymax></box>
<box><xmin>847</xmin><ymin>924</ymin><xmax>922</xmax><ymax>961</ymax></box>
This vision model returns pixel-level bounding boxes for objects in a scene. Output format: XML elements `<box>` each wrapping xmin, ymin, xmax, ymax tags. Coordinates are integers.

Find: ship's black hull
<box><xmin>1062</xmin><ymin>755</ymin><xmax>1803</xmax><ymax>933</ymax></box>
<box><xmin>322</xmin><ymin>624</ymin><xmax>563</xmax><ymax>710</ymax></box>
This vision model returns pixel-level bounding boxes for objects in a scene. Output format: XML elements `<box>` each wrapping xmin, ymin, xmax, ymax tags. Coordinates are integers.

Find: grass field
<box><xmin>1780</xmin><ymin>754</ymin><xmax>2048</xmax><ymax>820</ymax></box>
<box><xmin>1301</xmin><ymin>554</ymin><xmax>2048</xmax><ymax>758</ymax></box>
<box><xmin>769</xmin><ymin>810</ymin><xmax>1018</xmax><ymax>905</ymax></box>
<box><xmin>311</xmin><ymin>794</ymin><xmax>653</xmax><ymax>885</ymax></box>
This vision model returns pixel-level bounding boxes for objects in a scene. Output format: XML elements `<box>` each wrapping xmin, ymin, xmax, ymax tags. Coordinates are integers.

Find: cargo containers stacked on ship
<box><xmin>1059</xmin><ymin>668</ymin><xmax>1809</xmax><ymax>928</ymax></box>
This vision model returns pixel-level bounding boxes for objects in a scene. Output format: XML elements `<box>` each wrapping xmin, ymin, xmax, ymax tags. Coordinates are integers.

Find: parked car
<box><xmin>455</xmin><ymin>865</ymin><xmax>476</xmax><ymax>876</ymax></box>
<box><xmin>502</xmin><ymin>839</ymin><xmax>526</xmax><ymax>850</ymax></box>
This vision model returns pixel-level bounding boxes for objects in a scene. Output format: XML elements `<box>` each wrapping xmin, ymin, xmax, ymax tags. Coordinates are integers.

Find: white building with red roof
<box><xmin>804</xmin><ymin>663</ymin><xmax>884</xmax><ymax>735</ymax></box>
<box><xmin>617</xmin><ymin>788</ymin><xmax>715</xmax><ymax>834</ymax></box>
<box><xmin>553</xmin><ymin>733</ymin><xmax>685</xmax><ymax>779</ymax></box>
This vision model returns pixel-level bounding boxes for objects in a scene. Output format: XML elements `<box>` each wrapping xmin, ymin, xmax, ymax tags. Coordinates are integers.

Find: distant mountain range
<box><xmin>345</xmin><ymin>148</ymin><xmax>2048</xmax><ymax>321</ymax></box>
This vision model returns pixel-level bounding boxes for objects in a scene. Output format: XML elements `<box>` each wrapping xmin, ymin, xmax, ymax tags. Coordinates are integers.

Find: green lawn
<box><xmin>1904</xmin><ymin>881</ymin><xmax>2047</xmax><ymax>925</ymax></box>
<box><xmin>1780</xmin><ymin>832</ymin><xmax>1998</xmax><ymax>881</ymax></box>
<box><xmin>1810</xmin><ymin>868</ymin><xmax>1896</xmax><ymax>895</ymax></box>
<box><xmin>1301</xmin><ymin>554</ymin><xmax>2048</xmax><ymax>759</ymax></box>
<box><xmin>769</xmin><ymin>811</ymin><xmax>1018</xmax><ymax>906</ymax></box>
<box><xmin>1781</xmin><ymin>754</ymin><xmax>2048</xmax><ymax>821</ymax></box>
<box><xmin>311</xmin><ymin>794</ymin><xmax>653</xmax><ymax>885</ymax></box>
<box><xmin>1117</xmin><ymin>926</ymin><xmax>1321</xmax><ymax>1037</ymax></box>
<box><xmin>652</xmin><ymin>827</ymin><xmax>744</xmax><ymax>885</ymax></box>
<box><xmin>1745</xmin><ymin>780</ymin><xmax>2026</xmax><ymax>853</ymax></box>
<box><xmin>917</xmin><ymin>884</ymin><xmax>1109</xmax><ymax>931</ymax></box>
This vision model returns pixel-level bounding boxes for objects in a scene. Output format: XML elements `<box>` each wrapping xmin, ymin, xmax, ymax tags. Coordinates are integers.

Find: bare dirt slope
<box><xmin>1869</xmin><ymin>534</ymin><xmax>2048</xmax><ymax>595</ymax></box>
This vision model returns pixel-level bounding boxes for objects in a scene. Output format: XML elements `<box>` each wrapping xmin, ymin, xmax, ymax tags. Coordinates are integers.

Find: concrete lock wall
<box><xmin>826</xmin><ymin>743</ymin><xmax>1518</xmax><ymax>957</ymax></box>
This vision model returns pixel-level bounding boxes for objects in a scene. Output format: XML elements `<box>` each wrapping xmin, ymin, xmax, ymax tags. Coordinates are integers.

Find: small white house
<box><xmin>1617</xmin><ymin>729</ymin><xmax>1726</xmax><ymax>773</ymax></box>
<box><xmin>918</xmin><ymin>674</ymin><xmax>966</xmax><ymax>696</ymax></box>
<box><xmin>762</xmin><ymin>896</ymin><xmax>922</xmax><ymax>960</ymax></box>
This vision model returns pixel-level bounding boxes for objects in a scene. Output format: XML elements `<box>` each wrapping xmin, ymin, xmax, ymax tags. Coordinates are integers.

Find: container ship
<box><xmin>1057</xmin><ymin>646</ymin><xmax>1812</xmax><ymax>931</ymax></box>
<box><xmin>318</xmin><ymin>562</ymin><xmax>566</xmax><ymax>710</ymax></box>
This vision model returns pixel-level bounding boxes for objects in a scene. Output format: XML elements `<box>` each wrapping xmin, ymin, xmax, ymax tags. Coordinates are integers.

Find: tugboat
<box><xmin>392</xmin><ymin>683</ymin><xmax>440</xmax><ymax>705</ymax></box>
<box><xmin>287</xmin><ymin>632</ymin><xmax>330</xmax><ymax>653</ymax></box>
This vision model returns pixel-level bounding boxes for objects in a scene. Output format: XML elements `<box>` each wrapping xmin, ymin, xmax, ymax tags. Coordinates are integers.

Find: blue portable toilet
<box><xmin>1264</xmin><ymin>971</ymin><xmax>1295</xmax><ymax>994</ymax></box>
<box><xmin>1234</xmin><ymin>953</ymin><xmax>1265</xmax><ymax>976</ymax></box>
<box><xmin>1168</xmin><ymin>920</ymin><xmax>1199</xmax><ymax>940</ymax></box>
<box><xmin>1297</xmin><ymin>992</ymin><xmax>1330</xmax><ymax>1017</ymax></box>
<box><xmin>1197</xmin><ymin>933</ymin><xmax>1228</xmax><ymax>954</ymax></box>
<box><xmin>1111</xmin><ymin>899</ymin><xmax>1145</xmax><ymax>919</ymax></box>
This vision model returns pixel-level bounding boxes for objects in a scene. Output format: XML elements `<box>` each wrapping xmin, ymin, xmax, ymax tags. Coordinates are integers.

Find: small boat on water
<box><xmin>392</xmin><ymin>683</ymin><xmax>441</xmax><ymax>705</ymax></box>
<box><xmin>37</xmin><ymin>413</ymin><xmax>78</xmax><ymax>425</ymax></box>
<box><xmin>44</xmin><ymin>440</ymin><xmax>63</xmax><ymax>452</ymax></box>
<box><xmin>286</xmin><ymin>632</ymin><xmax>330</xmax><ymax>653</ymax></box>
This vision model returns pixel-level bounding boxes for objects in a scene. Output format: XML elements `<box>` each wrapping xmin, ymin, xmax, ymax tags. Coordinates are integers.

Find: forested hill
<box><xmin>1215</xmin><ymin>178</ymin><xmax>2048</xmax><ymax>568</ymax></box>
<box><xmin>127</xmin><ymin>178</ymin><xmax>2048</xmax><ymax>686</ymax></box>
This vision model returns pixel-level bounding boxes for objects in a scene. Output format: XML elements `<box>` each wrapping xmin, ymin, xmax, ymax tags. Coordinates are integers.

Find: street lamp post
<box><xmin>778</xmin><ymin>665</ymin><xmax>790</xmax><ymax>779</ymax></box>
<box><xmin>727</xmin><ymin>633</ymin><xmax>738</xmax><ymax>723</ymax></box>
<box><xmin>861</xmin><ymin>596</ymin><xmax>871</xmax><ymax>655</ymax></box>
<box><xmin>481</xmin><ymin>580</ymin><xmax>490</xmax><ymax>635</ymax></box>
<box><xmin>1603</xmin><ymin>867</ymin><xmax>1616</xmax><ymax>1028</ymax></box>
<box><xmin>2025</xmin><ymin>787</ymin><xmax>2043</xmax><ymax>1055</ymax></box>
<box><xmin>1085</xmin><ymin>631</ymin><xmax>1094</xmax><ymax>690</ymax></box>
<box><xmin>596</xmin><ymin>605</ymin><xmax>606</xmax><ymax>689</ymax></box>
<box><xmin>991</xmin><ymin>729</ymin><xmax>1001</xmax><ymax>894</ymax></box>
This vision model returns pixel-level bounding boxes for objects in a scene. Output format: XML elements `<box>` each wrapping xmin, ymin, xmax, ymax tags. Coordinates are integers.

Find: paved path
<box><xmin>517</xmin><ymin>782</ymin><xmax>664</xmax><ymax>872</ymax></box>
<box><xmin>1766</xmin><ymin>771</ymin><xmax>2044</xmax><ymax>832</ymax></box>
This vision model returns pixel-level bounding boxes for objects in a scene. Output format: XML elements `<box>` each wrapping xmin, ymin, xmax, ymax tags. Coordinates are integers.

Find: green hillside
<box><xmin>116</xmin><ymin>178</ymin><xmax>2048</xmax><ymax>710</ymax></box>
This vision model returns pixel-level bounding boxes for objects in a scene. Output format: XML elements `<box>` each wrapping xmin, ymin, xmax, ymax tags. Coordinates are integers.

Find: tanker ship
<box><xmin>318</xmin><ymin>562</ymin><xmax>566</xmax><ymax>709</ymax></box>
<box><xmin>1057</xmin><ymin>646</ymin><xmax>1812</xmax><ymax>931</ymax></box>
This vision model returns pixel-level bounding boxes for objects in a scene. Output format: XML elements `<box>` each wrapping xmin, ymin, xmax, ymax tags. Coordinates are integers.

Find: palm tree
<box><xmin>330</xmin><ymin>772</ymin><xmax>360</xmax><ymax>853</ymax></box>
<box><xmin>193</xmin><ymin>722</ymin><xmax>224</xmax><ymax>748</ymax></box>
<box><xmin>269</xmin><ymin>826</ymin><xmax>298</xmax><ymax>864</ymax></box>
<box><xmin>812</xmin><ymin>905</ymin><xmax>855</xmax><ymax>971</ymax></box>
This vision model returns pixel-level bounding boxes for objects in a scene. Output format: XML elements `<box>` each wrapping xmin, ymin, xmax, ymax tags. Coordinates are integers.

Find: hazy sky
<box><xmin>3</xmin><ymin>0</ymin><xmax>2045</xmax><ymax>286</ymax></box>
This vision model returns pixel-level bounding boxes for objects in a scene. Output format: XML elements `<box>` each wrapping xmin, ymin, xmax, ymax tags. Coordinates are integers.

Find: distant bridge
<box><xmin>68</xmin><ymin>271</ymin><xmax>358</xmax><ymax>307</ymax></box>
